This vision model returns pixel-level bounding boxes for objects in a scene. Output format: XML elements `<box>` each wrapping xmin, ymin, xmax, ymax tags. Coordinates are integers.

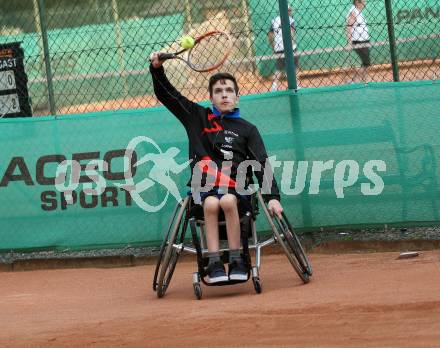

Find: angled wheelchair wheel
<box><xmin>152</xmin><ymin>199</ymin><xmax>182</xmax><ymax>292</ymax></box>
<box><xmin>153</xmin><ymin>197</ymin><xmax>189</xmax><ymax>298</ymax></box>
<box><xmin>274</xmin><ymin>213</ymin><xmax>313</xmax><ymax>283</ymax></box>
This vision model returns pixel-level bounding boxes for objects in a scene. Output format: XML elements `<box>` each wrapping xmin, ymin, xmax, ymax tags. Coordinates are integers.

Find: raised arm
<box><xmin>149</xmin><ymin>52</ymin><xmax>202</xmax><ymax>124</ymax></box>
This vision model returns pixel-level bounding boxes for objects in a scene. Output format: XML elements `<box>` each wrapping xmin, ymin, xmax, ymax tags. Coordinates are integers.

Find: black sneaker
<box><xmin>228</xmin><ymin>259</ymin><xmax>249</xmax><ymax>281</ymax></box>
<box><xmin>206</xmin><ymin>261</ymin><xmax>228</xmax><ymax>284</ymax></box>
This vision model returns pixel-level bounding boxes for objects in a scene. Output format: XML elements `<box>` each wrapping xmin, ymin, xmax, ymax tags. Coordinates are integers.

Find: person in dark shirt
<box><xmin>150</xmin><ymin>52</ymin><xmax>283</xmax><ymax>283</ymax></box>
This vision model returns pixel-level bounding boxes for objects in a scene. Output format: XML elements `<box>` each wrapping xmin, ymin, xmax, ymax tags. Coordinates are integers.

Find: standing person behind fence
<box><xmin>268</xmin><ymin>5</ymin><xmax>299</xmax><ymax>91</ymax></box>
<box><xmin>346</xmin><ymin>0</ymin><xmax>371</xmax><ymax>83</ymax></box>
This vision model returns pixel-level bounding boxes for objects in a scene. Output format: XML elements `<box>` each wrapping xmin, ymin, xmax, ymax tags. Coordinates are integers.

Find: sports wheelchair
<box><xmin>152</xmin><ymin>191</ymin><xmax>312</xmax><ymax>299</ymax></box>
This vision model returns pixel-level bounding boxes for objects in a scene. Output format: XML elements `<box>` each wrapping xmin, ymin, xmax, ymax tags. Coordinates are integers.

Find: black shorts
<box><xmin>192</xmin><ymin>189</ymin><xmax>253</xmax><ymax>226</ymax></box>
<box><xmin>352</xmin><ymin>41</ymin><xmax>371</xmax><ymax>67</ymax></box>
<box><xmin>200</xmin><ymin>188</ymin><xmax>251</xmax><ymax>204</ymax></box>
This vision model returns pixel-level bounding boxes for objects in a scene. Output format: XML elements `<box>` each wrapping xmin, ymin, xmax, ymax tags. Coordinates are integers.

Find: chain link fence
<box><xmin>0</xmin><ymin>0</ymin><xmax>438</xmax><ymax>117</ymax></box>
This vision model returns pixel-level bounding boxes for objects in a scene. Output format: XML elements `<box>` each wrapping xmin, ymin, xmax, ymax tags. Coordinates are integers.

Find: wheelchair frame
<box><xmin>153</xmin><ymin>191</ymin><xmax>312</xmax><ymax>299</ymax></box>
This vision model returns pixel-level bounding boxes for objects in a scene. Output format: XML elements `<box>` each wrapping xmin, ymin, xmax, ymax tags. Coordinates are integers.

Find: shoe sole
<box><xmin>206</xmin><ymin>275</ymin><xmax>229</xmax><ymax>284</ymax></box>
<box><xmin>229</xmin><ymin>274</ymin><xmax>248</xmax><ymax>281</ymax></box>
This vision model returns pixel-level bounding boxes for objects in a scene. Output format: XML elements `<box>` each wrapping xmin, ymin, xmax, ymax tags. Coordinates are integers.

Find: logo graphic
<box><xmin>119</xmin><ymin>136</ymin><xmax>190</xmax><ymax>212</ymax></box>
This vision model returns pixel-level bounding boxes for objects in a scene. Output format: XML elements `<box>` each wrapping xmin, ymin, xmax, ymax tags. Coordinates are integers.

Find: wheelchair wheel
<box><xmin>152</xmin><ymin>231</ymin><xmax>173</xmax><ymax>292</ymax></box>
<box><xmin>274</xmin><ymin>213</ymin><xmax>312</xmax><ymax>283</ymax></box>
<box><xmin>153</xmin><ymin>197</ymin><xmax>189</xmax><ymax>298</ymax></box>
<box><xmin>152</xmin><ymin>198</ymin><xmax>183</xmax><ymax>291</ymax></box>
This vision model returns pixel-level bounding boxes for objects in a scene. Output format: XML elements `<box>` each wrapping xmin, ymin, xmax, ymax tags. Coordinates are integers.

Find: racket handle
<box><xmin>158</xmin><ymin>53</ymin><xmax>176</xmax><ymax>61</ymax></box>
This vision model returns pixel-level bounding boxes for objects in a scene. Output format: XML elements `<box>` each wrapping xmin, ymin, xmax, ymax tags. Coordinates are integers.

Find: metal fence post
<box><xmin>289</xmin><ymin>93</ymin><xmax>312</xmax><ymax>226</ymax></box>
<box><xmin>37</xmin><ymin>0</ymin><xmax>56</xmax><ymax>115</ymax></box>
<box><xmin>384</xmin><ymin>0</ymin><xmax>399</xmax><ymax>82</ymax></box>
<box><xmin>278</xmin><ymin>0</ymin><xmax>298</xmax><ymax>90</ymax></box>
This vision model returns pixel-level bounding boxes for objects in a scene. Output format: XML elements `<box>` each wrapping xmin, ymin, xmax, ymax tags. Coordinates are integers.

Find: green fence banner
<box><xmin>1</xmin><ymin>81</ymin><xmax>439</xmax><ymax>252</ymax></box>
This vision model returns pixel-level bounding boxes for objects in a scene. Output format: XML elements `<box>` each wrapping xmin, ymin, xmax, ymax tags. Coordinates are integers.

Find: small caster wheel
<box><xmin>252</xmin><ymin>277</ymin><xmax>262</xmax><ymax>293</ymax></box>
<box><xmin>193</xmin><ymin>283</ymin><xmax>202</xmax><ymax>300</ymax></box>
<box><xmin>301</xmin><ymin>271</ymin><xmax>310</xmax><ymax>284</ymax></box>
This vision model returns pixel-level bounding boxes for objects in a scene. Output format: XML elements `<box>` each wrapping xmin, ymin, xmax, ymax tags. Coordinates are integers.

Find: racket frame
<box><xmin>158</xmin><ymin>30</ymin><xmax>232</xmax><ymax>72</ymax></box>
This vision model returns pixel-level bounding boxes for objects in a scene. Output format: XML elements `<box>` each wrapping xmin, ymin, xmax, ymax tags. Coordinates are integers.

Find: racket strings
<box><xmin>188</xmin><ymin>33</ymin><xmax>230</xmax><ymax>71</ymax></box>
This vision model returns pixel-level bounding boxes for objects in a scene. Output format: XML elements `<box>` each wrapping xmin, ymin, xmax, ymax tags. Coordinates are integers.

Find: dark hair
<box><xmin>208</xmin><ymin>72</ymin><xmax>239</xmax><ymax>96</ymax></box>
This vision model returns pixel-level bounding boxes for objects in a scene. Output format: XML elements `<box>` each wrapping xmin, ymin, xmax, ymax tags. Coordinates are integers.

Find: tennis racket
<box><xmin>157</xmin><ymin>30</ymin><xmax>232</xmax><ymax>72</ymax></box>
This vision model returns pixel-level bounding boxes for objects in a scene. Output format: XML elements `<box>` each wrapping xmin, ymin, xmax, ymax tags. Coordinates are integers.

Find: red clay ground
<box><xmin>1</xmin><ymin>251</ymin><xmax>440</xmax><ymax>347</ymax></box>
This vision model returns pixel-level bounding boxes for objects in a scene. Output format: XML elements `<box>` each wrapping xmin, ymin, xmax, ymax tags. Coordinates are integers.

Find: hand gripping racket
<box><xmin>157</xmin><ymin>30</ymin><xmax>232</xmax><ymax>72</ymax></box>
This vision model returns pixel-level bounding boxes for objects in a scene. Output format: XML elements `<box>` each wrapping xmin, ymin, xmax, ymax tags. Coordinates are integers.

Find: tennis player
<box><xmin>149</xmin><ymin>52</ymin><xmax>283</xmax><ymax>283</ymax></box>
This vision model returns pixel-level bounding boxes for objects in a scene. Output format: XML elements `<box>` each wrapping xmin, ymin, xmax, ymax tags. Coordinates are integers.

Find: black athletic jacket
<box><xmin>150</xmin><ymin>65</ymin><xmax>280</xmax><ymax>203</ymax></box>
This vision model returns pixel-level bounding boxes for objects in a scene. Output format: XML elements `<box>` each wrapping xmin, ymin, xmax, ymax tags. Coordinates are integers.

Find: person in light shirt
<box><xmin>268</xmin><ymin>5</ymin><xmax>299</xmax><ymax>91</ymax></box>
<box><xmin>346</xmin><ymin>0</ymin><xmax>371</xmax><ymax>83</ymax></box>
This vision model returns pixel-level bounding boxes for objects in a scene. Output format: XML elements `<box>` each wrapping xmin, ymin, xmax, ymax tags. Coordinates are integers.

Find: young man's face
<box><xmin>210</xmin><ymin>79</ymin><xmax>239</xmax><ymax>114</ymax></box>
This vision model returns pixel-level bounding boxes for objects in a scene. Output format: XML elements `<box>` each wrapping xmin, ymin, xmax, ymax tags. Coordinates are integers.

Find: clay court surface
<box><xmin>1</xmin><ymin>250</ymin><xmax>440</xmax><ymax>347</ymax></box>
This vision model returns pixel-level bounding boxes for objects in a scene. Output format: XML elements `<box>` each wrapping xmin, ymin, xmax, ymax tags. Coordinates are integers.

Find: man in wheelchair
<box><xmin>150</xmin><ymin>52</ymin><xmax>283</xmax><ymax>284</ymax></box>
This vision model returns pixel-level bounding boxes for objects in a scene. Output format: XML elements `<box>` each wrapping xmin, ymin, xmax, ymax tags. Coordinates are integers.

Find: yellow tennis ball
<box><xmin>180</xmin><ymin>35</ymin><xmax>195</xmax><ymax>49</ymax></box>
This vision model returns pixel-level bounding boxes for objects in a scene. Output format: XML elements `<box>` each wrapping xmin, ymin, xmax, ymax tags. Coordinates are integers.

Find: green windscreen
<box><xmin>0</xmin><ymin>81</ymin><xmax>439</xmax><ymax>251</ymax></box>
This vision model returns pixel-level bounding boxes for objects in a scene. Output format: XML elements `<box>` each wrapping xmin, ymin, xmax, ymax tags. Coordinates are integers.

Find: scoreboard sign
<box><xmin>0</xmin><ymin>42</ymin><xmax>32</xmax><ymax>118</ymax></box>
